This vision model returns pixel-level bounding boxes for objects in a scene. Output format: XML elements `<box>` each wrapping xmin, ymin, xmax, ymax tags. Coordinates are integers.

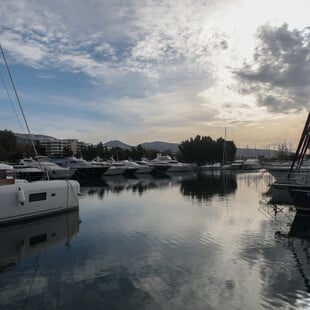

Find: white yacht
<box><xmin>19</xmin><ymin>158</ymin><xmax>75</xmax><ymax>179</ymax></box>
<box><xmin>200</xmin><ymin>162</ymin><xmax>222</xmax><ymax>171</ymax></box>
<box><xmin>230</xmin><ymin>159</ymin><xmax>244</xmax><ymax>170</ymax></box>
<box><xmin>242</xmin><ymin>158</ymin><xmax>261</xmax><ymax>170</ymax></box>
<box><xmin>104</xmin><ymin>165</ymin><xmax>127</xmax><ymax>176</ymax></box>
<box><xmin>51</xmin><ymin>156</ymin><xmax>108</xmax><ymax>179</ymax></box>
<box><xmin>97</xmin><ymin>157</ymin><xmax>139</xmax><ymax>176</ymax></box>
<box><xmin>0</xmin><ymin>168</ymin><xmax>80</xmax><ymax>225</ymax></box>
<box><xmin>150</xmin><ymin>154</ymin><xmax>195</xmax><ymax>173</ymax></box>
<box><xmin>120</xmin><ymin>160</ymin><xmax>154</xmax><ymax>174</ymax></box>
<box><xmin>90</xmin><ymin>158</ymin><xmax>128</xmax><ymax>176</ymax></box>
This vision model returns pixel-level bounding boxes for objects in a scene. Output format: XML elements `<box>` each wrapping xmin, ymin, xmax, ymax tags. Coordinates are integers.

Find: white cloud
<box><xmin>1</xmin><ymin>0</ymin><xmax>310</xmax><ymax>145</ymax></box>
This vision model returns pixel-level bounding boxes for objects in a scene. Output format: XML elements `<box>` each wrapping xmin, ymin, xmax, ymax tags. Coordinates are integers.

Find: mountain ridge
<box><xmin>13</xmin><ymin>133</ymin><xmax>180</xmax><ymax>152</ymax></box>
<box><xmin>103</xmin><ymin>140</ymin><xmax>179</xmax><ymax>152</ymax></box>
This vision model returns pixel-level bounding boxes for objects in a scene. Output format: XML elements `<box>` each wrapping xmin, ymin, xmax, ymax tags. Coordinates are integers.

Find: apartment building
<box><xmin>14</xmin><ymin>133</ymin><xmax>86</xmax><ymax>156</ymax></box>
<box><xmin>40</xmin><ymin>139</ymin><xmax>85</xmax><ymax>156</ymax></box>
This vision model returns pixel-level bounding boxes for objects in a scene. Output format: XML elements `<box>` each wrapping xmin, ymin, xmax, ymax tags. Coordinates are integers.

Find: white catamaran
<box><xmin>0</xmin><ymin>44</ymin><xmax>80</xmax><ymax>225</ymax></box>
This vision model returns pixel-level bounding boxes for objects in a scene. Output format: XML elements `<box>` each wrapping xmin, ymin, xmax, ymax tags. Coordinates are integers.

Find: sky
<box><xmin>0</xmin><ymin>0</ymin><xmax>309</xmax><ymax>149</ymax></box>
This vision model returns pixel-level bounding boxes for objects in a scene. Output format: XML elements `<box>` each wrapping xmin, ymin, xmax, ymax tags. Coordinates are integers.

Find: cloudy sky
<box><xmin>0</xmin><ymin>0</ymin><xmax>309</xmax><ymax>148</ymax></box>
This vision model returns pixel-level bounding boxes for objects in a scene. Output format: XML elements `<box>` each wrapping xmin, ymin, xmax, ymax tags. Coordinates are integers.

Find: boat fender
<box><xmin>17</xmin><ymin>187</ymin><xmax>25</xmax><ymax>205</ymax></box>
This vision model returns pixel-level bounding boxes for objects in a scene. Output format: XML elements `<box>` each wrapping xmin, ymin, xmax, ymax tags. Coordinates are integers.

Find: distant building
<box><xmin>40</xmin><ymin>139</ymin><xmax>85</xmax><ymax>156</ymax></box>
<box><xmin>40</xmin><ymin>139</ymin><xmax>64</xmax><ymax>155</ymax></box>
<box><xmin>14</xmin><ymin>133</ymin><xmax>85</xmax><ymax>156</ymax></box>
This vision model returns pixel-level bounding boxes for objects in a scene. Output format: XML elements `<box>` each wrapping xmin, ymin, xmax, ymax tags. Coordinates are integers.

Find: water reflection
<box><xmin>180</xmin><ymin>172</ymin><xmax>237</xmax><ymax>202</ymax></box>
<box><xmin>2</xmin><ymin>172</ymin><xmax>310</xmax><ymax>309</ymax></box>
<box><xmin>289</xmin><ymin>213</ymin><xmax>310</xmax><ymax>239</ymax></box>
<box><xmin>80</xmin><ymin>173</ymin><xmax>197</xmax><ymax>198</ymax></box>
<box><xmin>263</xmin><ymin>184</ymin><xmax>294</xmax><ymax>206</ymax></box>
<box><xmin>0</xmin><ymin>211</ymin><xmax>80</xmax><ymax>274</ymax></box>
<box><xmin>80</xmin><ymin>172</ymin><xmax>237</xmax><ymax>203</ymax></box>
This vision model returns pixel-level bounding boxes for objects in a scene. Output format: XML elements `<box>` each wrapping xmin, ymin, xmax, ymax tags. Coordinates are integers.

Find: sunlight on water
<box><xmin>0</xmin><ymin>171</ymin><xmax>310</xmax><ymax>309</ymax></box>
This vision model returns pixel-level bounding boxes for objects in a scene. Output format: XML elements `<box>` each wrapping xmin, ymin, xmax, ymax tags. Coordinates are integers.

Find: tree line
<box><xmin>0</xmin><ymin>129</ymin><xmax>44</xmax><ymax>162</ymax></box>
<box><xmin>178</xmin><ymin>135</ymin><xmax>237</xmax><ymax>164</ymax></box>
<box><xmin>81</xmin><ymin>143</ymin><xmax>168</xmax><ymax>161</ymax></box>
<box><xmin>0</xmin><ymin>130</ymin><xmax>239</xmax><ymax>164</ymax></box>
<box><xmin>81</xmin><ymin>135</ymin><xmax>238</xmax><ymax>164</ymax></box>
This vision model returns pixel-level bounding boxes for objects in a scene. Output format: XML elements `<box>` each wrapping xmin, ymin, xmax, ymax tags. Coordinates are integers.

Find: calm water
<box><xmin>1</xmin><ymin>171</ymin><xmax>310</xmax><ymax>309</ymax></box>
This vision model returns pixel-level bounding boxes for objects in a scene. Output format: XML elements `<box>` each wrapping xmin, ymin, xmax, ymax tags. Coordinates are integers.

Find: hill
<box><xmin>15</xmin><ymin>133</ymin><xmax>57</xmax><ymax>143</ymax></box>
<box><xmin>103</xmin><ymin>140</ymin><xmax>179</xmax><ymax>153</ymax></box>
<box><xmin>103</xmin><ymin>140</ymin><xmax>133</xmax><ymax>149</ymax></box>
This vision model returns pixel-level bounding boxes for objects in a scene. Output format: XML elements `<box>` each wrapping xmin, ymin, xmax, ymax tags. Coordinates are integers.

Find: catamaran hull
<box><xmin>288</xmin><ymin>186</ymin><xmax>310</xmax><ymax>213</ymax></box>
<box><xmin>0</xmin><ymin>180</ymin><xmax>80</xmax><ymax>225</ymax></box>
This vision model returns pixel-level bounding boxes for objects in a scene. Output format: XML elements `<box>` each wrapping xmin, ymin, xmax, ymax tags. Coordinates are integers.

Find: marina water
<box><xmin>0</xmin><ymin>171</ymin><xmax>309</xmax><ymax>309</ymax></box>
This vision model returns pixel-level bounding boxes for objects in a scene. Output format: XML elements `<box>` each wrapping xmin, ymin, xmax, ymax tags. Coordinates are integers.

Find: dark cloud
<box><xmin>234</xmin><ymin>23</ymin><xmax>310</xmax><ymax>113</ymax></box>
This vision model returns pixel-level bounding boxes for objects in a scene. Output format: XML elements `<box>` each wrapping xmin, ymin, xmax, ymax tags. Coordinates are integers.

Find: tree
<box><xmin>0</xmin><ymin>129</ymin><xmax>17</xmax><ymax>161</ymax></box>
<box><xmin>178</xmin><ymin>134</ymin><xmax>237</xmax><ymax>164</ymax></box>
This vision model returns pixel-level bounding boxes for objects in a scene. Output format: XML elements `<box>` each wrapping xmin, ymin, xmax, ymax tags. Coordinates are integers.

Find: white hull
<box><xmin>0</xmin><ymin>180</ymin><xmax>80</xmax><ymax>225</ymax></box>
<box><xmin>46</xmin><ymin>168</ymin><xmax>75</xmax><ymax>179</ymax></box>
<box><xmin>167</xmin><ymin>163</ymin><xmax>195</xmax><ymax>173</ymax></box>
<box><xmin>104</xmin><ymin>166</ymin><xmax>127</xmax><ymax>176</ymax></box>
<box><xmin>135</xmin><ymin>166</ymin><xmax>154</xmax><ymax>174</ymax></box>
<box><xmin>16</xmin><ymin>159</ymin><xmax>75</xmax><ymax>180</ymax></box>
<box><xmin>267</xmin><ymin>169</ymin><xmax>289</xmax><ymax>182</ymax></box>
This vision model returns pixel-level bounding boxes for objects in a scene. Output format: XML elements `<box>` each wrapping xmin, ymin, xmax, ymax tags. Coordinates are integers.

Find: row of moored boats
<box><xmin>1</xmin><ymin>155</ymin><xmax>265</xmax><ymax>182</ymax></box>
<box><xmin>1</xmin><ymin>154</ymin><xmax>199</xmax><ymax>181</ymax></box>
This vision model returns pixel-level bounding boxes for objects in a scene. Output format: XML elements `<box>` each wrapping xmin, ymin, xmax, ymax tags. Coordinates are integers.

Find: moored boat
<box><xmin>51</xmin><ymin>156</ymin><xmax>108</xmax><ymax>179</ymax></box>
<box><xmin>0</xmin><ymin>168</ymin><xmax>80</xmax><ymax>225</ymax></box>
<box><xmin>230</xmin><ymin>159</ymin><xmax>244</xmax><ymax>170</ymax></box>
<box><xmin>242</xmin><ymin>158</ymin><xmax>261</xmax><ymax>170</ymax></box>
<box><xmin>146</xmin><ymin>154</ymin><xmax>195</xmax><ymax>174</ymax></box>
<box><xmin>273</xmin><ymin>111</ymin><xmax>310</xmax><ymax>212</ymax></box>
<box><xmin>0</xmin><ymin>44</ymin><xmax>80</xmax><ymax>225</ymax></box>
<box><xmin>19</xmin><ymin>158</ymin><xmax>75</xmax><ymax>179</ymax></box>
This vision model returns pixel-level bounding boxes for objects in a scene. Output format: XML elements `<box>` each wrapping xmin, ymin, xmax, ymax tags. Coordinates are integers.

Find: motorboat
<box><xmin>104</xmin><ymin>160</ymin><xmax>135</xmax><ymax>176</ymax></box>
<box><xmin>242</xmin><ymin>158</ymin><xmax>261</xmax><ymax>170</ymax></box>
<box><xmin>51</xmin><ymin>156</ymin><xmax>108</xmax><ymax>179</ymax></box>
<box><xmin>143</xmin><ymin>154</ymin><xmax>172</xmax><ymax>172</ymax></box>
<box><xmin>19</xmin><ymin>158</ymin><xmax>75</xmax><ymax>179</ymax></box>
<box><xmin>120</xmin><ymin>160</ymin><xmax>153</xmax><ymax>174</ymax></box>
<box><xmin>12</xmin><ymin>165</ymin><xmax>44</xmax><ymax>181</ymax></box>
<box><xmin>91</xmin><ymin>158</ymin><xmax>132</xmax><ymax>176</ymax></box>
<box><xmin>0</xmin><ymin>167</ymin><xmax>80</xmax><ymax>225</ymax></box>
<box><xmin>200</xmin><ymin>162</ymin><xmax>222</xmax><ymax>171</ymax></box>
<box><xmin>147</xmin><ymin>154</ymin><xmax>195</xmax><ymax>173</ymax></box>
<box><xmin>230</xmin><ymin>159</ymin><xmax>244</xmax><ymax>170</ymax></box>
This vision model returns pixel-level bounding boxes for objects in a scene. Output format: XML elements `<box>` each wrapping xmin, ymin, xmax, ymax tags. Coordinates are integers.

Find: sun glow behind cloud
<box><xmin>0</xmin><ymin>0</ymin><xmax>309</xmax><ymax>147</ymax></box>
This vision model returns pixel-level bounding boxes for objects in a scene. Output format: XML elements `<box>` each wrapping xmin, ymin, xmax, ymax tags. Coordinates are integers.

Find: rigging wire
<box><xmin>0</xmin><ymin>68</ymin><xmax>25</xmax><ymax>134</ymax></box>
<box><xmin>0</xmin><ymin>43</ymin><xmax>46</xmax><ymax>178</ymax></box>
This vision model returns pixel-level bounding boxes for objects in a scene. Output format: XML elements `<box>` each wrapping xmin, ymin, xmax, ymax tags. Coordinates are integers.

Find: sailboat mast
<box><xmin>0</xmin><ymin>43</ymin><xmax>46</xmax><ymax>177</ymax></box>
